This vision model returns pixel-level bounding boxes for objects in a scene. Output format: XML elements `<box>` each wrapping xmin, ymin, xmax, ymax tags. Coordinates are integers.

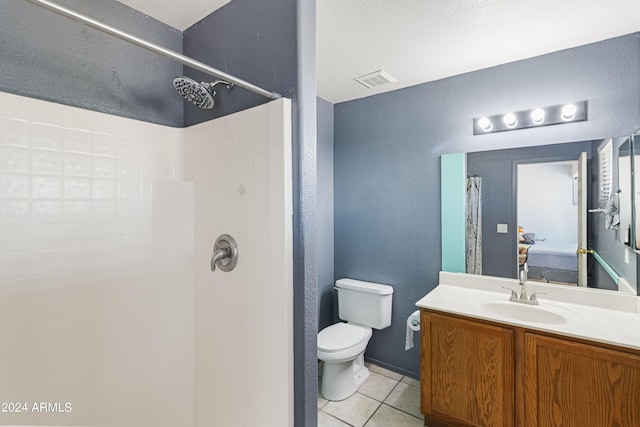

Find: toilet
<box><xmin>317</xmin><ymin>278</ymin><xmax>393</xmax><ymax>401</ymax></box>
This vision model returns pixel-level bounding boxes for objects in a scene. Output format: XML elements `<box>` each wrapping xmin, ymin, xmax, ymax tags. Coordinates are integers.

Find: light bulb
<box><xmin>531</xmin><ymin>108</ymin><xmax>545</xmax><ymax>125</ymax></box>
<box><xmin>477</xmin><ymin>117</ymin><xmax>493</xmax><ymax>132</ymax></box>
<box><xmin>561</xmin><ymin>104</ymin><xmax>577</xmax><ymax>121</ymax></box>
<box><xmin>503</xmin><ymin>113</ymin><xmax>517</xmax><ymax>128</ymax></box>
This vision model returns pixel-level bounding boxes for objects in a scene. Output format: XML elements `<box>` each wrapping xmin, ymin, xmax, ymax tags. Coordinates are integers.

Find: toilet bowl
<box><xmin>317</xmin><ymin>278</ymin><xmax>393</xmax><ymax>401</ymax></box>
<box><xmin>317</xmin><ymin>322</ymin><xmax>372</xmax><ymax>401</ymax></box>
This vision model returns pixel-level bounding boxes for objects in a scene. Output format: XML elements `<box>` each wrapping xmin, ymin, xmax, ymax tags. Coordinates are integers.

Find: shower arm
<box><xmin>24</xmin><ymin>0</ymin><xmax>281</xmax><ymax>100</ymax></box>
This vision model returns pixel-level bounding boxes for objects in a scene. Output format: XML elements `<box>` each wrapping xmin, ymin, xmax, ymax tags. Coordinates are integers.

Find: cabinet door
<box><xmin>525</xmin><ymin>333</ymin><xmax>640</xmax><ymax>427</ymax></box>
<box><xmin>421</xmin><ymin>311</ymin><xmax>515</xmax><ymax>426</ymax></box>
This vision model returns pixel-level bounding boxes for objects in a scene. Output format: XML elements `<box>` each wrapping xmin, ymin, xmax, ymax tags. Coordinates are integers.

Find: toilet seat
<box><xmin>318</xmin><ymin>323</ymin><xmax>368</xmax><ymax>352</ymax></box>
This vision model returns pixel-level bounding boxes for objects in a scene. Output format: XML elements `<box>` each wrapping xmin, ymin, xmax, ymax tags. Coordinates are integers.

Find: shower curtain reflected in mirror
<box><xmin>466</xmin><ymin>176</ymin><xmax>482</xmax><ymax>274</ymax></box>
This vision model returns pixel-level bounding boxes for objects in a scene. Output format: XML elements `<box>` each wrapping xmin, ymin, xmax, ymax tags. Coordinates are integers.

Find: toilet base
<box><xmin>320</xmin><ymin>353</ymin><xmax>370</xmax><ymax>401</ymax></box>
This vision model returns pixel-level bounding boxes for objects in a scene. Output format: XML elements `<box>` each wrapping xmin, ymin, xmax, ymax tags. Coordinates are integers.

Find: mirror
<box><xmin>444</xmin><ymin>138</ymin><xmax>638</xmax><ymax>294</ymax></box>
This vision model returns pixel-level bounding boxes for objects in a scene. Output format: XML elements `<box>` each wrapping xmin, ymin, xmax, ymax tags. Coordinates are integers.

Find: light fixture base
<box><xmin>473</xmin><ymin>101</ymin><xmax>588</xmax><ymax>135</ymax></box>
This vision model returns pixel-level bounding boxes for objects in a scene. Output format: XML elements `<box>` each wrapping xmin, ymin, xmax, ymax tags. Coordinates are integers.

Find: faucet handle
<box><xmin>529</xmin><ymin>292</ymin><xmax>546</xmax><ymax>303</ymax></box>
<box><xmin>502</xmin><ymin>286</ymin><xmax>519</xmax><ymax>300</ymax></box>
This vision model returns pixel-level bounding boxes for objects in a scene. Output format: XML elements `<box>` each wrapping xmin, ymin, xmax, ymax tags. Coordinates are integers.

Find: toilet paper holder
<box><xmin>211</xmin><ymin>234</ymin><xmax>238</xmax><ymax>272</ymax></box>
<box><xmin>405</xmin><ymin>310</ymin><xmax>421</xmax><ymax>351</ymax></box>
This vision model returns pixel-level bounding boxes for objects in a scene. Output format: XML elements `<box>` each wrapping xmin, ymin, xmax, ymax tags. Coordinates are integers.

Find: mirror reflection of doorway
<box><xmin>516</xmin><ymin>158</ymin><xmax>581</xmax><ymax>286</ymax></box>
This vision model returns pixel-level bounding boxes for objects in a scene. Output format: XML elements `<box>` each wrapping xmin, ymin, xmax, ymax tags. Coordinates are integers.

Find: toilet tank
<box><xmin>336</xmin><ymin>278</ymin><xmax>393</xmax><ymax>329</ymax></box>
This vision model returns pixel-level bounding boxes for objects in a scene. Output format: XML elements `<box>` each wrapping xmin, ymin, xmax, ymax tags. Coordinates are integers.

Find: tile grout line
<box><xmin>320</xmin><ymin>410</ymin><xmax>357</xmax><ymax>427</ymax></box>
<box><xmin>382</xmin><ymin>382</ymin><xmax>424</xmax><ymax>422</ymax></box>
<box><xmin>357</xmin><ymin>375</ymin><xmax>400</xmax><ymax>403</ymax></box>
<box><xmin>361</xmin><ymin>400</ymin><xmax>383</xmax><ymax>427</ymax></box>
<box><xmin>382</xmin><ymin>402</ymin><xmax>424</xmax><ymax>422</ymax></box>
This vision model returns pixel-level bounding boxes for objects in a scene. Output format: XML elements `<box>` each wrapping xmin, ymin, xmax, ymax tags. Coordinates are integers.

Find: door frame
<box><xmin>511</xmin><ymin>154</ymin><xmax>589</xmax><ymax>282</ymax></box>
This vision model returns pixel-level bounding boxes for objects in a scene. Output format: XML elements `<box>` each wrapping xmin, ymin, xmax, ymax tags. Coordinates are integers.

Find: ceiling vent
<box><xmin>354</xmin><ymin>70</ymin><xmax>398</xmax><ymax>89</ymax></box>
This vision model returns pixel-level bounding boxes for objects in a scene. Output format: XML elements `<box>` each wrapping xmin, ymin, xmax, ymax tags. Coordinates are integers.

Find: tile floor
<box><xmin>318</xmin><ymin>362</ymin><xmax>424</xmax><ymax>427</ymax></box>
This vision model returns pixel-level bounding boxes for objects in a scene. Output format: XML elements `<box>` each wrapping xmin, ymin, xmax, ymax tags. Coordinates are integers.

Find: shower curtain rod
<box><xmin>25</xmin><ymin>0</ymin><xmax>281</xmax><ymax>100</ymax></box>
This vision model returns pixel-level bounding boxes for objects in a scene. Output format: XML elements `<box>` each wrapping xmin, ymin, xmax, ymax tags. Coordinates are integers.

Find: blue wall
<box><xmin>0</xmin><ymin>0</ymin><xmax>307</xmax><ymax>127</ymax></box>
<box><xmin>182</xmin><ymin>0</ymin><xmax>298</xmax><ymax>126</ymax></box>
<box><xmin>0</xmin><ymin>0</ymin><xmax>184</xmax><ymax>127</ymax></box>
<box><xmin>334</xmin><ymin>33</ymin><xmax>640</xmax><ymax>378</ymax></box>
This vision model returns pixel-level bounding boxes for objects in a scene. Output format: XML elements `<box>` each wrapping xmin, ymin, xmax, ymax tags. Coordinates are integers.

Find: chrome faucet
<box><xmin>519</xmin><ymin>267</ymin><xmax>529</xmax><ymax>300</ymax></box>
<box><xmin>502</xmin><ymin>263</ymin><xmax>544</xmax><ymax>305</ymax></box>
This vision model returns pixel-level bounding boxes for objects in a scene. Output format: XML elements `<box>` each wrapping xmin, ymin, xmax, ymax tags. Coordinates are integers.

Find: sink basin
<box><xmin>479</xmin><ymin>301</ymin><xmax>569</xmax><ymax>325</ymax></box>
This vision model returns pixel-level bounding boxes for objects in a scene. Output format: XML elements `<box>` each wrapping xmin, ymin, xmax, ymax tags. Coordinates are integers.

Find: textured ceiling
<box><xmin>118</xmin><ymin>0</ymin><xmax>231</xmax><ymax>31</ymax></box>
<box><xmin>118</xmin><ymin>0</ymin><xmax>640</xmax><ymax>104</ymax></box>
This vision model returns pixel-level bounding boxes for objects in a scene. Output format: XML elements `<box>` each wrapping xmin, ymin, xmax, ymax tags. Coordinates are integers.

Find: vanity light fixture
<box><xmin>473</xmin><ymin>101</ymin><xmax>587</xmax><ymax>135</ymax></box>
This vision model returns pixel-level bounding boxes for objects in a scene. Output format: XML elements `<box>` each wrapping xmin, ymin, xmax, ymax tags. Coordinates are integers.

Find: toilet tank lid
<box><xmin>335</xmin><ymin>278</ymin><xmax>393</xmax><ymax>295</ymax></box>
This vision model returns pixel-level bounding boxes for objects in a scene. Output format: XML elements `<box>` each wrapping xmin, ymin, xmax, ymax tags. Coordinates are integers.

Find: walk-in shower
<box><xmin>173</xmin><ymin>76</ymin><xmax>234</xmax><ymax>109</ymax></box>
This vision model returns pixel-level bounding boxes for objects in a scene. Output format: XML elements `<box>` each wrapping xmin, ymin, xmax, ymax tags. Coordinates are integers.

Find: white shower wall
<box><xmin>184</xmin><ymin>99</ymin><xmax>293</xmax><ymax>427</ymax></box>
<box><xmin>0</xmin><ymin>91</ymin><xmax>194</xmax><ymax>426</ymax></box>
<box><xmin>0</xmin><ymin>92</ymin><xmax>293</xmax><ymax>427</ymax></box>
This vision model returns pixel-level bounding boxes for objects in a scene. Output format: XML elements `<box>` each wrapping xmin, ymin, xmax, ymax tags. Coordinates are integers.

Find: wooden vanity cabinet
<box><xmin>421</xmin><ymin>311</ymin><xmax>515</xmax><ymax>427</ymax></box>
<box><xmin>525</xmin><ymin>333</ymin><xmax>640</xmax><ymax>427</ymax></box>
<box><xmin>421</xmin><ymin>308</ymin><xmax>640</xmax><ymax>427</ymax></box>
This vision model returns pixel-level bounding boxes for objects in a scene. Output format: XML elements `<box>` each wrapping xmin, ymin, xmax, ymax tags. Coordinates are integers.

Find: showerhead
<box><xmin>173</xmin><ymin>76</ymin><xmax>234</xmax><ymax>109</ymax></box>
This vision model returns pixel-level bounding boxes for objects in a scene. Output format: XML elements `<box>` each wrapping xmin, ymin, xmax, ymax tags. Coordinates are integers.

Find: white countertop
<box><xmin>416</xmin><ymin>272</ymin><xmax>640</xmax><ymax>351</ymax></box>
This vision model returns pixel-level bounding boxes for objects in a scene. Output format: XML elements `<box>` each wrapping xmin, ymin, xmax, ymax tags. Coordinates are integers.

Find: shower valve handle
<box><xmin>211</xmin><ymin>234</ymin><xmax>238</xmax><ymax>272</ymax></box>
